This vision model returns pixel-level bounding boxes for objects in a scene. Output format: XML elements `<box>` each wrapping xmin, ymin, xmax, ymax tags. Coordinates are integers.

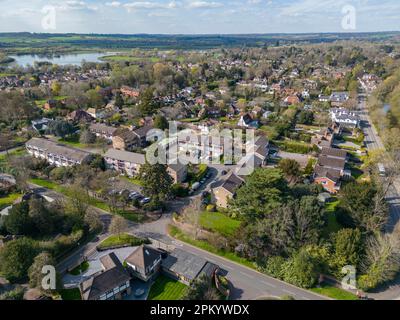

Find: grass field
<box><xmin>148</xmin><ymin>275</ymin><xmax>187</xmax><ymax>300</ymax></box>
<box><xmin>35</xmin><ymin>95</ymin><xmax>68</xmax><ymax>107</ymax></box>
<box><xmin>199</xmin><ymin>211</ymin><xmax>241</xmax><ymax>237</ymax></box>
<box><xmin>0</xmin><ymin>192</ymin><xmax>22</xmax><ymax>210</ymax></box>
<box><xmin>311</xmin><ymin>284</ymin><xmax>358</xmax><ymax>300</ymax></box>
<box><xmin>98</xmin><ymin>233</ymin><xmax>147</xmax><ymax>250</ymax></box>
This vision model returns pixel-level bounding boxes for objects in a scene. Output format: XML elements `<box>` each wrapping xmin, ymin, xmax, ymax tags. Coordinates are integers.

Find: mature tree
<box><xmin>4</xmin><ymin>202</ymin><xmax>34</xmax><ymax>236</ymax></box>
<box><xmin>28</xmin><ymin>198</ymin><xmax>58</xmax><ymax>236</ymax></box>
<box><xmin>79</xmin><ymin>130</ymin><xmax>96</xmax><ymax>145</ymax></box>
<box><xmin>139</xmin><ymin>163</ymin><xmax>173</xmax><ymax>201</ymax></box>
<box><xmin>282</xmin><ymin>249</ymin><xmax>320</xmax><ymax>289</ymax></box>
<box><xmin>358</xmin><ymin>230</ymin><xmax>400</xmax><ymax>291</ymax></box>
<box><xmin>183</xmin><ymin>197</ymin><xmax>202</xmax><ymax>240</ymax></box>
<box><xmin>0</xmin><ymin>238</ymin><xmax>39</xmax><ymax>282</ymax></box>
<box><xmin>231</xmin><ymin>168</ymin><xmax>289</xmax><ymax>219</ymax></box>
<box><xmin>339</xmin><ymin>181</ymin><xmax>388</xmax><ymax>233</ymax></box>
<box><xmin>115</xmin><ymin>91</ymin><xmax>124</xmax><ymax>108</ymax></box>
<box><xmin>64</xmin><ymin>185</ymin><xmax>90</xmax><ymax>223</ymax></box>
<box><xmin>51</xmin><ymin>81</ymin><xmax>62</xmax><ymax>96</ymax></box>
<box><xmin>183</xmin><ymin>274</ymin><xmax>221</xmax><ymax>300</ymax></box>
<box><xmin>154</xmin><ymin>114</ymin><xmax>169</xmax><ymax>130</ymax></box>
<box><xmin>109</xmin><ymin>215</ymin><xmax>128</xmax><ymax>239</ymax></box>
<box><xmin>330</xmin><ymin>228</ymin><xmax>363</xmax><ymax>275</ymax></box>
<box><xmin>278</xmin><ymin>159</ymin><xmax>301</xmax><ymax>184</ymax></box>
<box><xmin>297</xmin><ymin>110</ymin><xmax>314</xmax><ymax>125</ymax></box>
<box><xmin>138</xmin><ymin>88</ymin><xmax>159</xmax><ymax>115</ymax></box>
<box><xmin>46</xmin><ymin>120</ymin><xmax>75</xmax><ymax>138</ymax></box>
<box><xmin>84</xmin><ymin>209</ymin><xmax>103</xmax><ymax>233</ymax></box>
<box><xmin>28</xmin><ymin>252</ymin><xmax>56</xmax><ymax>289</ymax></box>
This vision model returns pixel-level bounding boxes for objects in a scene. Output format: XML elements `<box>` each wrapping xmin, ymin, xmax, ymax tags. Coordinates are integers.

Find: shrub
<box><xmin>206</xmin><ymin>204</ymin><xmax>216</xmax><ymax>212</ymax></box>
<box><xmin>265</xmin><ymin>256</ymin><xmax>286</xmax><ymax>279</ymax></box>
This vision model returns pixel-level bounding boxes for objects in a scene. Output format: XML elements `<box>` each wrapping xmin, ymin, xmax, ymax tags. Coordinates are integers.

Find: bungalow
<box><xmin>104</xmin><ymin>148</ymin><xmax>146</xmax><ymax>177</ymax></box>
<box><xmin>125</xmin><ymin>245</ymin><xmax>162</xmax><ymax>282</ymax></box>
<box><xmin>26</xmin><ymin>138</ymin><xmax>91</xmax><ymax>167</ymax></box>
<box><xmin>161</xmin><ymin>248</ymin><xmax>218</xmax><ymax>285</ymax></box>
<box><xmin>80</xmin><ymin>253</ymin><xmax>131</xmax><ymax>301</ymax></box>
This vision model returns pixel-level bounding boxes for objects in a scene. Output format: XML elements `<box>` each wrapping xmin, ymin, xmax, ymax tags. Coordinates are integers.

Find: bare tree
<box><xmin>109</xmin><ymin>215</ymin><xmax>129</xmax><ymax>240</ymax></box>
<box><xmin>183</xmin><ymin>197</ymin><xmax>202</xmax><ymax>240</ymax></box>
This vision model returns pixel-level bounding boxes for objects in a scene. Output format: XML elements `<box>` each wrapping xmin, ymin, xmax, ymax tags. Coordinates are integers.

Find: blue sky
<box><xmin>0</xmin><ymin>0</ymin><xmax>399</xmax><ymax>34</ymax></box>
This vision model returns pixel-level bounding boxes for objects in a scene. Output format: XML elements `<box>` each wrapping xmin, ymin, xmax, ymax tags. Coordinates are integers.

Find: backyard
<box><xmin>147</xmin><ymin>275</ymin><xmax>188</xmax><ymax>300</ymax></box>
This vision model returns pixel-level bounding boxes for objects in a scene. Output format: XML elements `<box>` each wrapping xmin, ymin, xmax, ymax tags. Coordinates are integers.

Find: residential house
<box><xmin>67</xmin><ymin>109</ymin><xmax>94</xmax><ymax>123</ymax></box>
<box><xmin>80</xmin><ymin>253</ymin><xmax>131</xmax><ymax>301</ymax></box>
<box><xmin>237</xmin><ymin>113</ymin><xmax>259</xmax><ymax>128</ymax></box>
<box><xmin>284</xmin><ymin>94</ymin><xmax>301</xmax><ymax>105</ymax></box>
<box><xmin>311</xmin><ymin>124</ymin><xmax>341</xmax><ymax>149</ymax></box>
<box><xmin>167</xmin><ymin>162</ymin><xmax>188</xmax><ymax>184</ymax></box>
<box><xmin>162</xmin><ymin>248</ymin><xmax>218</xmax><ymax>285</ymax></box>
<box><xmin>112</xmin><ymin>128</ymin><xmax>139</xmax><ymax>151</ymax></box>
<box><xmin>120</xmin><ymin>86</ymin><xmax>140</xmax><ymax>98</ymax></box>
<box><xmin>104</xmin><ymin>148</ymin><xmax>146</xmax><ymax>177</ymax></box>
<box><xmin>330</xmin><ymin>108</ymin><xmax>360</xmax><ymax>128</ymax></box>
<box><xmin>330</xmin><ymin>92</ymin><xmax>349</xmax><ymax>107</ymax></box>
<box><xmin>212</xmin><ymin>172</ymin><xmax>244</xmax><ymax>208</ymax></box>
<box><xmin>31</xmin><ymin>118</ymin><xmax>52</xmax><ymax>133</ymax></box>
<box><xmin>313</xmin><ymin>147</ymin><xmax>349</xmax><ymax>193</ymax></box>
<box><xmin>87</xmin><ymin>108</ymin><xmax>108</xmax><ymax>120</ymax></box>
<box><xmin>125</xmin><ymin>245</ymin><xmax>162</xmax><ymax>282</ymax></box>
<box><xmin>26</xmin><ymin>138</ymin><xmax>91</xmax><ymax>167</ymax></box>
<box><xmin>89</xmin><ymin>123</ymin><xmax>117</xmax><ymax>142</ymax></box>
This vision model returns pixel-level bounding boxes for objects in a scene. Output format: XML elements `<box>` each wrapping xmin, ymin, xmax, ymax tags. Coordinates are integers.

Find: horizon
<box><xmin>0</xmin><ymin>1</ymin><xmax>399</xmax><ymax>34</ymax></box>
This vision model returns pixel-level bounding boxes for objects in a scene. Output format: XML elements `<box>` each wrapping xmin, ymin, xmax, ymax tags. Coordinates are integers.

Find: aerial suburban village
<box><xmin>0</xmin><ymin>33</ymin><xmax>400</xmax><ymax>302</ymax></box>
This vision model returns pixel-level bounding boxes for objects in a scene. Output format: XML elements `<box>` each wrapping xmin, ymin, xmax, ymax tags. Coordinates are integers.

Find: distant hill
<box><xmin>1</xmin><ymin>32</ymin><xmax>399</xmax><ymax>52</ymax></box>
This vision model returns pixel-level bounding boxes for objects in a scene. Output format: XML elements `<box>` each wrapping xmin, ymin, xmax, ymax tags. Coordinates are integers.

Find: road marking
<box><xmin>261</xmin><ymin>280</ymin><xmax>277</xmax><ymax>288</ymax></box>
<box><xmin>221</xmin><ymin>265</ymin><xmax>233</xmax><ymax>270</ymax></box>
<box><xmin>240</xmin><ymin>271</ymin><xmax>255</xmax><ymax>279</ymax></box>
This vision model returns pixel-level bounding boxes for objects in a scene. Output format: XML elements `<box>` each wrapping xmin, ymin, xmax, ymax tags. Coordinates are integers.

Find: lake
<box><xmin>10</xmin><ymin>52</ymin><xmax>113</xmax><ymax>67</ymax></box>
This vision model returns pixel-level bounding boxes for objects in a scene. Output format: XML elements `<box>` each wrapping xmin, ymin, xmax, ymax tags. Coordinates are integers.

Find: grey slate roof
<box><xmin>26</xmin><ymin>138</ymin><xmax>91</xmax><ymax>163</ymax></box>
<box><xmin>161</xmin><ymin>248</ymin><xmax>208</xmax><ymax>282</ymax></box>
<box><xmin>125</xmin><ymin>245</ymin><xmax>161</xmax><ymax>269</ymax></box>
<box><xmin>104</xmin><ymin>148</ymin><xmax>146</xmax><ymax>165</ymax></box>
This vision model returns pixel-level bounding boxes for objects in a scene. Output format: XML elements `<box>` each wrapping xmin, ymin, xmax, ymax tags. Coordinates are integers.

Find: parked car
<box><xmin>191</xmin><ymin>182</ymin><xmax>200</xmax><ymax>191</ymax></box>
<box><xmin>140</xmin><ymin>197</ymin><xmax>151</xmax><ymax>205</ymax></box>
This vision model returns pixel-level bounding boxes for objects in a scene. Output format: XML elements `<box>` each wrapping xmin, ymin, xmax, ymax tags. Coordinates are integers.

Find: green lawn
<box><xmin>121</xmin><ymin>176</ymin><xmax>144</xmax><ymax>187</ymax></box>
<box><xmin>35</xmin><ymin>95</ymin><xmax>68</xmax><ymax>107</ymax></box>
<box><xmin>29</xmin><ymin>178</ymin><xmax>59</xmax><ymax>190</ymax></box>
<box><xmin>58</xmin><ymin>134</ymin><xmax>86</xmax><ymax>148</ymax></box>
<box><xmin>323</xmin><ymin>200</ymin><xmax>342</xmax><ymax>238</ymax></box>
<box><xmin>169</xmin><ymin>225</ymin><xmax>255</xmax><ymax>269</ymax></box>
<box><xmin>69</xmin><ymin>261</ymin><xmax>89</xmax><ymax>276</ymax></box>
<box><xmin>60</xmin><ymin>288</ymin><xmax>82</xmax><ymax>300</ymax></box>
<box><xmin>199</xmin><ymin>211</ymin><xmax>241</xmax><ymax>237</ymax></box>
<box><xmin>311</xmin><ymin>284</ymin><xmax>358</xmax><ymax>300</ymax></box>
<box><xmin>98</xmin><ymin>233</ymin><xmax>147</xmax><ymax>250</ymax></box>
<box><xmin>148</xmin><ymin>275</ymin><xmax>188</xmax><ymax>300</ymax></box>
<box><xmin>0</xmin><ymin>192</ymin><xmax>22</xmax><ymax>210</ymax></box>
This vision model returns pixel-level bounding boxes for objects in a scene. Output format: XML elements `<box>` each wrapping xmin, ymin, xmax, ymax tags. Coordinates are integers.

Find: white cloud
<box><xmin>105</xmin><ymin>1</ymin><xmax>122</xmax><ymax>7</ymax></box>
<box><xmin>187</xmin><ymin>1</ymin><xmax>223</xmax><ymax>9</ymax></box>
<box><xmin>123</xmin><ymin>1</ymin><xmax>181</xmax><ymax>11</ymax></box>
